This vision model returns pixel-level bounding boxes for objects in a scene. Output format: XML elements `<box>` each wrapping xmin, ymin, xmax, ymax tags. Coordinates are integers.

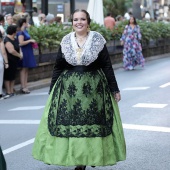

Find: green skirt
<box><xmin>32</xmin><ymin>69</ymin><xmax>126</xmax><ymax>166</ymax></box>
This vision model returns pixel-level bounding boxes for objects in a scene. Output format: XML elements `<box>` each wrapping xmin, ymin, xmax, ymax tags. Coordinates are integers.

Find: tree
<box><xmin>103</xmin><ymin>0</ymin><xmax>133</xmax><ymax>17</ymax></box>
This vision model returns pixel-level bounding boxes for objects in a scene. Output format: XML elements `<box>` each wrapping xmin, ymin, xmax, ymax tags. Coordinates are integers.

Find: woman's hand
<box><xmin>120</xmin><ymin>41</ymin><xmax>124</xmax><ymax>46</ymax></box>
<box><xmin>20</xmin><ymin>53</ymin><xmax>23</xmax><ymax>60</ymax></box>
<box><xmin>30</xmin><ymin>39</ymin><xmax>36</xmax><ymax>43</ymax></box>
<box><xmin>4</xmin><ymin>63</ymin><xmax>9</xmax><ymax>69</ymax></box>
<box><xmin>114</xmin><ymin>92</ymin><xmax>121</xmax><ymax>102</ymax></box>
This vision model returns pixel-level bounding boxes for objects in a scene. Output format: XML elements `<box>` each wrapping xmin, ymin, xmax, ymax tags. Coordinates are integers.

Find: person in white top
<box><xmin>0</xmin><ymin>31</ymin><xmax>8</xmax><ymax>100</ymax></box>
<box><xmin>0</xmin><ymin>14</ymin><xmax>5</xmax><ymax>37</ymax></box>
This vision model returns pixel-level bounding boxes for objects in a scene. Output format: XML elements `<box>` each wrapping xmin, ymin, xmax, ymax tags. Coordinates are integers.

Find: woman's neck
<box><xmin>7</xmin><ymin>35</ymin><xmax>14</xmax><ymax>40</ymax></box>
<box><xmin>75</xmin><ymin>32</ymin><xmax>88</xmax><ymax>39</ymax></box>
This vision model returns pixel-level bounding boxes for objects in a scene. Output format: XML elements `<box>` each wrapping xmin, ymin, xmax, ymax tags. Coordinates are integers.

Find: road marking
<box><xmin>9</xmin><ymin>106</ymin><xmax>45</xmax><ymax>111</ymax></box>
<box><xmin>133</xmin><ymin>103</ymin><xmax>168</xmax><ymax>108</ymax></box>
<box><xmin>0</xmin><ymin>120</ymin><xmax>40</xmax><ymax>124</ymax></box>
<box><xmin>28</xmin><ymin>92</ymin><xmax>48</xmax><ymax>96</ymax></box>
<box><xmin>160</xmin><ymin>82</ymin><xmax>170</xmax><ymax>88</ymax></box>
<box><xmin>3</xmin><ymin>138</ymin><xmax>35</xmax><ymax>155</ymax></box>
<box><xmin>2</xmin><ymin>123</ymin><xmax>170</xmax><ymax>155</ymax></box>
<box><xmin>123</xmin><ymin>124</ymin><xmax>170</xmax><ymax>133</ymax></box>
<box><xmin>123</xmin><ymin>87</ymin><xmax>150</xmax><ymax>90</ymax></box>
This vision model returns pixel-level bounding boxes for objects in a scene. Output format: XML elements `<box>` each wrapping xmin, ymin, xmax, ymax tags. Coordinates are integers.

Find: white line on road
<box><xmin>122</xmin><ymin>87</ymin><xmax>150</xmax><ymax>90</ymax></box>
<box><xmin>2</xmin><ymin>123</ymin><xmax>170</xmax><ymax>155</ymax></box>
<box><xmin>9</xmin><ymin>106</ymin><xmax>45</xmax><ymax>111</ymax></box>
<box><xmin>27</xmin><ymin>92</ymin><xmax>48</xmax><ymax>96</ymax></box>
<box><xmin>160</xmin><ymin>82</ymin><xmax>170</xmax><ymax>88</ymax></box>
<box><xmin>133</xmin><ymin>103</ymin><xmax>168</xmax><ymax>108</ymax></box>
<box><xmin>3</xmin><ymin>138</ymin><xmax>35</xmax><ymax>155</ymax></box>
<box><xmin>0</xmin><ymin>120</ymin><xmax>40</xmax><ymax>124</ymax></box>
<box><xmin>123</xmin><ymin>124</ymin><xmax>170</xmax><ymax>133</ymax></box>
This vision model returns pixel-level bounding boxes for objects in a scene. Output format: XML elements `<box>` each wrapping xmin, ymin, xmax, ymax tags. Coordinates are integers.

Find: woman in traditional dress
<box><xmin>32</xmin><ymin>9</ymin><xmax>126</xmax><ymax>170</ymax></box>
<box><xmin>120</xmin><ymin>16</ymin><xmax>145</xmax><ymax>70</ymax></box>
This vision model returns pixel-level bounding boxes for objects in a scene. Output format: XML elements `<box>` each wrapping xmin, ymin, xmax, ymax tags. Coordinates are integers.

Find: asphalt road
<box><xmin>0</xmin><ymin>56</ymin><xmax>170</xmax><ymax>170</ymax></box>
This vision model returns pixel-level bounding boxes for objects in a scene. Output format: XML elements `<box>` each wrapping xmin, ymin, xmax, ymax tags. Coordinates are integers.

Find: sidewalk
<box><xmin>14</xmin><ymin>53</ymin><xmax>170</xmax><ymax>94</ymax></box>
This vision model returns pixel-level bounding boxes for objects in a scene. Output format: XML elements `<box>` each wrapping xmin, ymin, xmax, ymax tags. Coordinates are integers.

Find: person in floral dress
<box><xmin>120</xmin><ymin>16</ymin><xmax>145</xmax><ymax>70</ymax></box>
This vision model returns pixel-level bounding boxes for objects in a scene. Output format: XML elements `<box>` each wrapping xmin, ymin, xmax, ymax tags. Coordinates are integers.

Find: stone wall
<box><xmin>15</xmin><ymin>42</ymin><xmax>170</xmax><ymax>85</ymax></box>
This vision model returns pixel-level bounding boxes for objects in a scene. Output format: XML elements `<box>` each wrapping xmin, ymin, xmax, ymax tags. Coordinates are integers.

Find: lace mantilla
<box><xmin>60</xmin><ymin>31</ymin><xmax>106</xmax><ymax>66</ymax></box>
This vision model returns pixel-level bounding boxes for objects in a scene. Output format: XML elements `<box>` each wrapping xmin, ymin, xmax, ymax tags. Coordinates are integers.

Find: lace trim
<box><xmin>61</xmin><ymin>31</ymin><xmax>106</xmax><ymax>66</ymax></box>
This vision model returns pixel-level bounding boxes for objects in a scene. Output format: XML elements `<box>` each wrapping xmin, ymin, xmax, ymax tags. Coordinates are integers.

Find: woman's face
<box><xmin>72</xmin><ymin>11</ymin><xmax>88</xmax><ymax>34</ymax></box>
<box><xmin>130</xmin><ymin>17</ymin><xmax>134</xmax><ymax>24</ymax></box>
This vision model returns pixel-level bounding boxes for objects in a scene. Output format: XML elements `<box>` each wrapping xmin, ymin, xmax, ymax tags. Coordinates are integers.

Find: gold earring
<box><xmin>87</xmin><ymin>26</ymin><xmax>90</xmax><ymax>32</ymax></box>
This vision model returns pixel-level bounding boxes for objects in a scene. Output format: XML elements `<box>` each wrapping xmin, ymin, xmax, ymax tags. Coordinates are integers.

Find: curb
<box><xmin>14</xmin><ymin>54</ymin><xmax>170</xmax><ymax>94</ymax></box>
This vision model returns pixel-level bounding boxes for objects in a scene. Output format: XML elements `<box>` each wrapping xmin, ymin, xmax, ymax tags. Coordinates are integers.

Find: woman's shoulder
<box><xmin>4</xmin><ymin>36</ymin><xmax>10</xmax><ymax>43</ymax></box>
<box><xmin>90</xmin><ymin>31</ymin><xmax>106</xmax><ymax>43</ymax></box>
<box><xmin>17</xmin><ymin>30</ymin><xmax>24</xmax><ymax>36</ymax></box>
<box><xmin>62</xmin><ymin>32</ymin><xmax>72</xmax><ymax>40</ymax></box>
<box><xmin>90</xmin><ymin>30</ymin><xmax>103</xmax><ymax>37</ymax></box>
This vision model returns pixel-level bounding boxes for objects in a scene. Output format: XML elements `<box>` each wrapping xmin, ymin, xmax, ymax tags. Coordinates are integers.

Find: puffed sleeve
<box><xmin>49</xmin><ymin>45</ymin><xmax>66</xmax><ymax>93</ymax></box>
<box><xmin>98</xmin><ymin>45</ymin><xmax>120</xmax><ymax>93</ymax></box>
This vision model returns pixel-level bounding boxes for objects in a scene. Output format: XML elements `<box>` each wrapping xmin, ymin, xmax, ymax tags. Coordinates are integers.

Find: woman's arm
<box><xmin>49</xmin><ymin>46</ymin><xmax>66</xmax><ymax>93</ymax></box>
<box><xmin>18</xmin><ymin>34</ymin><xmax>35</xmax><ymax>46</ymax></box>
<box><xmin>0</xmin><ymin>41</ymin><xmax>8</xmax><ymax>68</ymax></box>
<box><xmin>137</xmin><ymin>25</ymin><xmax>142</xmax><ymax>40</ymax></box>
<box><xmin>5</xmin><ymin>42</ymin><xmax>22</xmax><ymax>59</ymax></box>
<box><xmin>120</xmin><ymin>25</ymin><xmax>128</xmax><ymax>45</ymax></box>
<box><xmin>98</xmin><ymin>45</ymin><xmax>121</xmax><ymax>102</ymax></box>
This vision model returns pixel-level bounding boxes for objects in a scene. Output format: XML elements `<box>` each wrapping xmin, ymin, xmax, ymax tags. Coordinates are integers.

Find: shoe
<box><xmin>75</xmin><ymin>166</ymin><xmax>86</xmax><ymax>170</ymax></box>
<box><xmin>0</xmin><ymin>94</ymin><xmax>4</xmax><ymax>100</ymax></box>
<box><xmin>128</xmin><ymin>65</ymin><xmax>134</xmax><ymax>70</ymax></box>
<box><xmin>10</xmin><ymin>93</ymin><xmax>15</xmax><ymax>97</ymax></box>
<box><xmin>20</xmin><ymin>88</ymin><xmax>30</xmax><ymax>94</ymax></box>
<box><xmin>3</xmin><ymin>93</ymin><xmax>11</xmax><ymax>99</ymax></box>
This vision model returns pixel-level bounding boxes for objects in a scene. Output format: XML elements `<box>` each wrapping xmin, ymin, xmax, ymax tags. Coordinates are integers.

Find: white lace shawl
<box><xmin>60</xmin><ymin>31</ymin><xmax>106</xmax><ymax>66</ymax></box>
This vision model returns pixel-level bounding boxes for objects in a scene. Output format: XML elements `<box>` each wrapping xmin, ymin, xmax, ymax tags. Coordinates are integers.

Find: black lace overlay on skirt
<box><xmin>48</xmin><ymin>69</ymin><xmax>114</xmax><ymax>137</ymax></box>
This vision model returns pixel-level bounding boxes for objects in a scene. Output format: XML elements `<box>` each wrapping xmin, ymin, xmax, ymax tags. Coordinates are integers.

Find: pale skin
<box><xmin>73</xmin><ymin>11</ymin><xmax>121</xmax><ymax>102</ymax></box>
<box><xmin>4</xmin><ymin>34</ymin><xmax>23</xmax><ymax>94</ymax></box>
<box><xmin>6</xmin><ymin>15</ymin><xmax>13</xmax><ymax>25</ymax></box>
<box><xmin>18</xmin><ymin>21</ymin><xmax>35</xmax><ymax>92</ymax></box>
<box><xmin>0</xmin><ymin>38</ymin><xmax>8</xmax><ymax>69</ymax></box>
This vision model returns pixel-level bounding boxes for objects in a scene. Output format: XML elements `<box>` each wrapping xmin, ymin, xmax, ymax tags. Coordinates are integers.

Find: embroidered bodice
<box><xmin>60</xmin><ymin>31</ymin><xmax>106</xmax><ymax>66</ymax></box>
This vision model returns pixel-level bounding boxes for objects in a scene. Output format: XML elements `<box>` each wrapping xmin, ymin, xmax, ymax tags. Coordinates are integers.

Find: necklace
<box><xmin>75</xmin><ymin>33</ymin><xmax>87</xmax><ymax>42</ymax></box>
<box><xmin>75</xmin><ymin>33</ymin><xmax>89</xmax><ymax>62</ymax></box>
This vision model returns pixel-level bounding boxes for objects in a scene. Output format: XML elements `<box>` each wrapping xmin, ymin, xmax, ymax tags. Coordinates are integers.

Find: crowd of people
<box><xmin>0</xmin><ymin>12</ymin><xmax>38</xmax><ymax>100</ymax></box>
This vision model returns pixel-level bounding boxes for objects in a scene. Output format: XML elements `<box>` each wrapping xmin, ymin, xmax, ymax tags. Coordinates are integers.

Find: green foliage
<box><xmin>90</xmin><ymin>21</ymin><xmax>113</xmax><ymax>41</ymax></box>
<box><xmin>28</xmin><ymin>21</ymin><xmax>170</xmax><ymax>51</ymax></box>
<box><xmin>28</xmin><ymin>23</ymin><xmax>71</xmax><ymax>53</ymax></box>
<box><xmin>103</xmin><ymin>0</ymin><xmax>133</xmax><ymax>17</ymax></box>
<box><xmin>137</xmin><ymin>21</ymin><xmax>170</xmax><ymax>43</ymax></box>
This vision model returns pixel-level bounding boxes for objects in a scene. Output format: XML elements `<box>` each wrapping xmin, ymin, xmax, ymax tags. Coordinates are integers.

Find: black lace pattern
<box><xmin>48</xmin><ymin>69</ymin><xmax>114</xmax><ymax>137</ymax></box>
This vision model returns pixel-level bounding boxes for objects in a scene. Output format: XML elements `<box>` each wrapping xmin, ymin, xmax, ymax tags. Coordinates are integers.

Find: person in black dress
<box><xmin>3</xmin><ymin>25</ymin><xmax>23</xmax><ymax>98</ymax></box>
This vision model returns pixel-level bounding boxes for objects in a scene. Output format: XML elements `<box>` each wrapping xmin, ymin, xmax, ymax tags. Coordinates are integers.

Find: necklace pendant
<box><xmin>76</xmin><ymin>48</ymin><xmax>83</xmax><ymax>61</ymax></box>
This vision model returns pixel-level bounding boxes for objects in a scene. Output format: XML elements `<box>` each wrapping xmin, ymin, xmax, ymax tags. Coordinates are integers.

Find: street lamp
<box><xmin>70</xmin><ymin>0</ymin><xmax>75</xmax><ymax>15</ymax></box>
<box><xmin>24</xmin><ymin>0</ymin><xmax>34</xmax><ymax>25</ymax></box>
<box><xmin>41</xmin><ymin>0</ymin><xmax>48</xmax><ymax>15</ymax></box>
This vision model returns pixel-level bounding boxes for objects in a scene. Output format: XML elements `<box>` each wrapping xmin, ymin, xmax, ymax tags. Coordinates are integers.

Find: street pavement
<box><xmin>0</xmin><ymin>55</ymin><xmax>170</xmax><ymax>170</ymax></box>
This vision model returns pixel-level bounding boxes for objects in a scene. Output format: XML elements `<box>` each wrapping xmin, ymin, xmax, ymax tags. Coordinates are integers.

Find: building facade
<box><xmin>140</xmin><ymin>0</ymin><xmax>170</xmax><ymax>19</ymax></box>
<box><xmin>36</xmin><ymin>0</ymin><xmax>89</xmax><ymax>22</ymax></box>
